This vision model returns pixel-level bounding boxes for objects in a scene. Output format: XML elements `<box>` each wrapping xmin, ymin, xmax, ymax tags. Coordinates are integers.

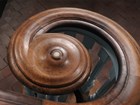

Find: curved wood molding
<box><xmin>9</xmin><ymin>33</ymin><xmax>91</xmax><ymax>94</ymax></box>
<box><xmin>7</xmin><ymin>8</ymin><xmax>140</xmax><ymax>105</ymax></box>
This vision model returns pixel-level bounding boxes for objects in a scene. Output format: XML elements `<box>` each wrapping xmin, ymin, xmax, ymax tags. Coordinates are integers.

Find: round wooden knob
<box><xmin>9</xmin><ymin>33</ymin><xmax>91</xmax><ymax>94</ymax></box>
<box><xmin>51</xmin><ymin>49</ymin><xmax>63</xmax><ymax>60</ymax></box>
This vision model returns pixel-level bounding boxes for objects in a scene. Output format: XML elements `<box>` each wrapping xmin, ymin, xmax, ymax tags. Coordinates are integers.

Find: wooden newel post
<box><xmin>8</xmin><ymin>8</ymin><xmax>140</xmax><ymax>105</ymax></box>
<box><xmin>8</xmin><ymin>32</ymin><xmax>91</xmax><ymax>94</ymax></box>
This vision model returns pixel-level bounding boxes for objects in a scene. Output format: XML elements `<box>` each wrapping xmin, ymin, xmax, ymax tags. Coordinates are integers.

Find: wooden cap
<box><xmin>9</xmin><ymin>33</ymin><xmax>91</xmax><ymax>94</ymax></box>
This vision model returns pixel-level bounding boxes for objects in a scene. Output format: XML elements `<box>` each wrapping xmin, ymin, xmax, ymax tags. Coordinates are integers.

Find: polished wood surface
<box><xmin>2</xmin><ymin>7</ymin><xmax>140</xmax><ymax>105</ymax></box>
<box><xmin>8</xmin><ymin>33</ymin><xmax>91</xmax><ymax>94</ymax></box>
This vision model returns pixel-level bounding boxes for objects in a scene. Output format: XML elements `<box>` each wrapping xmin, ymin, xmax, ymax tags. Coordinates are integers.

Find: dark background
<box><xmin>1</xmin><ymin>0</ymin><xmax>140</xmax><ymax>44</ymax></box>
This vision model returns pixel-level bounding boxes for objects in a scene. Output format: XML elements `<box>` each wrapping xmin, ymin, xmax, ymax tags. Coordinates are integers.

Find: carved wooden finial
<box><xmin>8</xmin><ymin>32</ymin><xmax>91</xmax><ymax>95</ymax></box>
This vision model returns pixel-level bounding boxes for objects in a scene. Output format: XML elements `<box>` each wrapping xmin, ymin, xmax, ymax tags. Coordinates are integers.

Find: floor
<box><xmin>0</xmin><ymin>0</ymin><xmax>140</xmax><ymax>97</ymax></box>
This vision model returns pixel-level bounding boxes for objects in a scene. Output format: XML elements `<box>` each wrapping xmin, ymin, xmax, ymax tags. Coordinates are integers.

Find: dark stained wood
<box><xmin>4</xmin><ymin>7</ymin><xmax>140</xmax><ymax>105</ymax></box>
<box><xmin>0</xmin><ymin>90</ymin><xmax>42</xmax><ymax>105</ymax></box>
<box><xmin>8</xmin><ymin>32</ymin><xmax>91</xmax><ymax>94</ymax></box>
<box><xmin>0</xmin><ymin>0</ymin><xmax>139</xmax><ymax>104</ymax></box>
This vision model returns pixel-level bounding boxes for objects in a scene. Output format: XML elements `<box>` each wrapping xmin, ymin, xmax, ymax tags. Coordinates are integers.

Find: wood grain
<box><xmin>4</xmin><ymin>8</ymin><xmax>140</xmax><ymax>105</ymax></box>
